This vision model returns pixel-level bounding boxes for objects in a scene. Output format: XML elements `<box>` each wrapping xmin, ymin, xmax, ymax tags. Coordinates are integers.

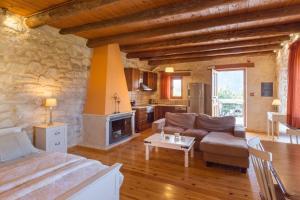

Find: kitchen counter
<box><xmin>132</xmin><ymin>104</ymin><xmax>188</xmax><ymax>122</ymax></box>
<box><xmin>132</xmin><ymin>104</ymin><xmax>187</xmax><ymax>109</ymax></box>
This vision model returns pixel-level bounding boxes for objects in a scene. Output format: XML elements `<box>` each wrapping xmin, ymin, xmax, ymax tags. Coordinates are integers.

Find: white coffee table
<box><xmin>144</xmin><ymin>133</ymin><xmax>195</xmax><ymax>167</ymax></box>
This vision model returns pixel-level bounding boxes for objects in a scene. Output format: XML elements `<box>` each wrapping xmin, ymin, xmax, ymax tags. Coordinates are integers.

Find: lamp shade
<box><xmin>165</xmin><ymin>67</ymin><xmax>174</xmax><ymax>73</ymax></box>
<box><xmin>45</xmin><ymin>98</ymin><xmax>57</xmax><ymax>107</ymax></box>
<box><xmin>272</xmin><ymin>99</ymin><xmax>281</xmax><ymax>106</ymax></box>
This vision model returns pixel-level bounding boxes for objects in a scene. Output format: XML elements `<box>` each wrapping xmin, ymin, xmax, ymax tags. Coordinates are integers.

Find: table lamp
<box><xmin>272</xmin><ymin>99</ymin><xmax>281</xmax><ymax>112</ymax></box>
<box><xmin>45</xmin><ymin>98</ymin><xmax>57</xmax><ymax>125</ymax></box>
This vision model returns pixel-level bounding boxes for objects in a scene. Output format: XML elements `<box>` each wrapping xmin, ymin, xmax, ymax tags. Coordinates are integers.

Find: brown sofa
<box><xmin>152</xmin><ymin>112</ymin><xmax>249</xmax><ymax>172</ymax></box>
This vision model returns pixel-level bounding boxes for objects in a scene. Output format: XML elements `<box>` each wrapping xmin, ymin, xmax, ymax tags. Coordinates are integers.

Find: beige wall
<box><xmin>0</xmin><ymin>13</ymin><xmax>92</xmax><ymax>146</ymax></box>
<box><xmin>158</xmin><ymin>54</ymin><xmax>277</xmax><ymax>133</ymax></box>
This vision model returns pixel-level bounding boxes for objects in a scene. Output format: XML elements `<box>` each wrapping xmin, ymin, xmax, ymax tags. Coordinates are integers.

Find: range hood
<box><xmin>140</xmin><ymin>83</ymin><xmax>152</xmax><ymax>91</ymax></box>
<box><xmin>138</xmin><ymin>71</ymin><xmax>153</xmax><ymax>91</ymax></box>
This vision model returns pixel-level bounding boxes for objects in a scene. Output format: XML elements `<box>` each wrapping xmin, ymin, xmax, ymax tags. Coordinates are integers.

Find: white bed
<box><xmin>0</xmin><ymin>127</ymin><xmax>123</xmax><ymax>200</ymax></box>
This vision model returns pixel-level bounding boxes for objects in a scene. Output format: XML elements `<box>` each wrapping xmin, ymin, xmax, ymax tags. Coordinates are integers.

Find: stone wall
<box><xmin>276</xmin><ymin>45</ymin><xmax>289</xmax><ymax>113</ymax></box>
<box><xmin>158</xmin><ymin>54</ymin><xmax>277</xmax><ymax>133</ymax></box>
<box><xmin>275</xmin><ymin>34</ymin><xmax>300</xmax><ymax>113</ymax></box>
<box><xmin>0</xmin><ymin>13</ymin><xmax>92</xmax><ymax>146</ymax></box>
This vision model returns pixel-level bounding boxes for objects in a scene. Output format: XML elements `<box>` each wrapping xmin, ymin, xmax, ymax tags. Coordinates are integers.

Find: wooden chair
<box><xmin>286</xmin><ymin>128</ymin><xmax>300</xmax><ymax>144</ymax></box>
<box><xmin>248</xmin><ymin>137</ymin><xmax>290</xmax><ymax>200</ymax></box>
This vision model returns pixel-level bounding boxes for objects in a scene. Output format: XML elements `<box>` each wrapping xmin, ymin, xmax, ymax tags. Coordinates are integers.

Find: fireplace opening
<box><xmin>109</xmin><ymin>114</ymin><xmax>133</xmax><ymax>145</ymax></box>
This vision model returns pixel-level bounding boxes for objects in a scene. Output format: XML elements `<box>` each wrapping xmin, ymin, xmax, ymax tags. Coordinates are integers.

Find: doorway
<box><xmin>212</xmin><ymin>69</ymin><xmax>246</xmax><ymax>126</ymax></box>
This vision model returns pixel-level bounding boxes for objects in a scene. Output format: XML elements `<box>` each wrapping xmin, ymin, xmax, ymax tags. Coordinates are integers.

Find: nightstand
<box><xmin>34</xmin><ymin>122</ymin><xmax>68</xmax><ymax>153</ymax></box>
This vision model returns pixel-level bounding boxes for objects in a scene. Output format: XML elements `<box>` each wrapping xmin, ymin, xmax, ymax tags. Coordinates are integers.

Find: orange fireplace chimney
<box><xmin>84</xmin><ymin>44</ymin><xmax>131</xmax><ymax>115</ymax></box>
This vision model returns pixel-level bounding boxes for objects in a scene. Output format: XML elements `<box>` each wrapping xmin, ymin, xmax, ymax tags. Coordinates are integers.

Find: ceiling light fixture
<box><xmin>165</xmin><ymin>67</ymin><xmax>174</xmax><ymax>73</ymax></box>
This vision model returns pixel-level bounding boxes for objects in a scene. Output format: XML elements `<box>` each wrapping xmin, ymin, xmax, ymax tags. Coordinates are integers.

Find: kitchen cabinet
<box><xmin>133</xmin><ymin>107</ymin><xmax>152</xmax><ymax>132</ymax></box>
<box><xmin>143</xmin><ymin>72</ymin><xmax>158</xmax><ymax>91</ymax></box>
<box><xmin>124</xmin><ymin>68</ymin><xmax>140</xmax><ymax>91</ymax></box>
<box><xmin>154</xmin><ymin>106</ymin><xmax>187</xmax><ymax>120</ymax></box>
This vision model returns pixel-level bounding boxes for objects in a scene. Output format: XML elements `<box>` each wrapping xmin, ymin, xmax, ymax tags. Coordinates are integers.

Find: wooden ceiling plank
<box><xmin>87</xmin><ymin>4</ymin><xmax>300</xmax><ymax>47</ymax></box>
<box><xmin>25</xmin><ymin>0</ymin><xmax>118</xmax><ymax>28</ymax></box>
<box><xmin>60</xmin><ymin>0</ymin><xmax>237</xmax><ymax>35</ymax></box>
<box><xmin>121</xmin><ymin>22</ymin><xmax>300</xmax><ymax>52</ymax></box>
<box><xmin>145</xmin><ymin>44</ymin><xmax>280</xmax><ymax>61</ymax></box>
<box><xmin>148</xmin><ymin>51</ymin><xmax>274</xmax><ymax>65</ymax></box>
<box><xmin>126</xmin><ymin>35</ymin><xmax>289</xmax><ymax>59</ymax></box>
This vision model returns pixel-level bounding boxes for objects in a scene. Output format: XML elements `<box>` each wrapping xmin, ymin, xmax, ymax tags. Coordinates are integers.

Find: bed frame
<box><xmin>0</xmin><ymin>126</ymin><xmax>123</xmax><ymax>200</ymax></box>
<box><xmin>0</xmin><ymin>126</ymin><xmax>22</xmax><ymax>135</ymax></box>
<box><xmin>59</xmin><ymin>163</ymin><xmax>122</xmax><ymax>200</ymax></box>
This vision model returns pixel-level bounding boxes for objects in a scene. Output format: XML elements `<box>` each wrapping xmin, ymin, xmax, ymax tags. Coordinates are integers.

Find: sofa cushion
<box><xmin>195</xmin><ymin>114</ymin><xmax>235</xmax><ymax>133</ymax></box>
<box><xmin>182</xmin><ymin>128</ymin><xmax>208</xmax><ymax>150</ymax></box>
<box><xmin>164</xmin><ymin>126</ymin><xmax>185</xmax><ymax>134</ymax></box>
<box><xmin>200</xmin><ymin>132</ymin><xmax>248</xmax><ymax>158</ymax></box>
<box><xmin>182</xmin><ymin>129</ymin><xmax>208</xmax><ymax>141</ymax></box>
<box><xmin>165</xmin><ymin>112</ymin><xmax>196</xmax><ymax>129</ymax></box>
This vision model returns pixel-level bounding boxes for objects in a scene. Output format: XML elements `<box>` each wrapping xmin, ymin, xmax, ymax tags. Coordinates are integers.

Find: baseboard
<box><xmin>246</xmin><ymin>128</ymin><xmax>266</xmax><ymax>134</ymax></box>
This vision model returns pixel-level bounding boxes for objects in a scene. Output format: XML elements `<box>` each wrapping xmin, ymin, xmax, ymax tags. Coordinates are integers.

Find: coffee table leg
<box><xmin>191</xmin><ymin>145</ymin><xmax>194</xmax><ymax>158</ymax></box>
<box><xmin>184</xmin><ymin>150</ymin><xmax>188</xmax><ymax>167</ymax></box>
<box><xmin>155</xmin><ymin>146</ymin><xmax>158</xmax><ymax>152</ymax></box>
<box><xmin>145</xmin><ymin>144</ymin><xmax>150</xmax><ymax>160</ymax></box>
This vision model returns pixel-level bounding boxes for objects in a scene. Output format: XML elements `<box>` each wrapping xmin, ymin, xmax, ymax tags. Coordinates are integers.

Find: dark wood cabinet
<box><xmin>124</xmin><ymin>68</ymin><xmax>140</xmax><ymax>91</ymax></box>
<box><xmin>154</xmin><ymin>106</ymin><xmax>187</xmax><ymax>120</ymax></box>
<box><xmin>143</xmin><ymin>72</ymin><xmax>158</xmax><ymax>91</ymax></box>
<box><xmin>152</xmin><ymin>73</ymin><xmax>158</xmax><ymax>91</ymax></box>
<box><xmin>134</xmin><ymin>108</ymin><xmax>151</xmax><ymax>132</ymax></box>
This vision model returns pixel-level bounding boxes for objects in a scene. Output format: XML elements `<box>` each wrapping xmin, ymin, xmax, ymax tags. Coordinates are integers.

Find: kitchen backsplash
<box><xmin>129</xmin><ymin>91</ymin><xmax>157</xmax><ymax>105</ymax></box>
<box><xmin>129</xmin><ymin>91</ymin><xmax>188</xmax><ymax>106</ymax></box>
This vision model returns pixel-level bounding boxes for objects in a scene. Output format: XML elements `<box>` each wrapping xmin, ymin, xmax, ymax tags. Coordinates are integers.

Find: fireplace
<box><xmin>81</xmin><ymin>111</ymin><xmax>136</xmax><ymax>150</ymax></box>
<box><xmin>109</xmin><ymin>113</ymin><xmax>132</xmax><ymax>144</ymax></box>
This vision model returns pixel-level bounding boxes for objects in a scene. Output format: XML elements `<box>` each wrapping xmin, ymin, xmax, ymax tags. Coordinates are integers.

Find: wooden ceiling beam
<box><xmin>145</xmin><ymin>44</ymin><xmax>280</xmax><ymax>61</ymax></box>
<box><xmin>148</xmin><ymin>51</ymin><xmax>274</xmax><ymax>65</ymax></box>
<box><xmin>126</xmin><ymin>35</ymin><xmax>289</xmax><ymax>59</ymax></box>
<box><xmin>121</xmin><ymin>22</ymin><xmax>300</xmax><ymax>52</ymax></box>
<box><xmin>61</xmin><ymin>0</ymin><xmax>237</xmax><ymax>35</ymax></box>
<box><xmin>25</xmin><ymin>0</ymin><xmax>118</xmax><ymax>28</ymax></box>
<box><xmin>87</xmin><ymin>4</ymin><xmax>300</xmax><ymax>47</ymax></box>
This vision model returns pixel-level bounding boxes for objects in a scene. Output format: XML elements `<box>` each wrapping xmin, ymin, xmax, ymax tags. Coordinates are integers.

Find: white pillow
<box><xmin>0</xmin><ymin>131</ymin><xmax>38</xmax><ymax>162</ymax></box>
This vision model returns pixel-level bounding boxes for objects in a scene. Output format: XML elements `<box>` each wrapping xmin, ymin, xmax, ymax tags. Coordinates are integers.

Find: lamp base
<box><xmin>48</xmin><ymin>108</ymin><xmax>53</xmax><ymax>126</ymax></box>
<box><xmin>273</xmin><ymin>106</ymin><xmax>279</xmax><ymax>112</ymax></box>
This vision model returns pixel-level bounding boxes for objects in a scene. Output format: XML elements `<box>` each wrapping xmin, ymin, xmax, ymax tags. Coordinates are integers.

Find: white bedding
<box><xmin>0</xmin><ymin>152</ymin><xmax>123</xmax><ymax>200</ymax></box>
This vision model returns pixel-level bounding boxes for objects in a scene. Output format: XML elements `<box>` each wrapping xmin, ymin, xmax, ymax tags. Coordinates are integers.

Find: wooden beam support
<box><xmin>121</xmin><ymin>22</ymin><xmax>300</xmax><ymax>52</ymax></box>
<box><xmin>25</xmin><ymin>0</ymin><xmax>118</xmax><ymax>28</ymax></box>
<box><xmin>126</xmin><ymin>35</ymin><xmax>289</xmax><ymax>59</ymax></box>
<box><xmin>160</xmin><ymin>72</ymin><xmax>192</xmax><ymax>76</ymax></box>
<box><xmin>148</xmin><ymin>51</ymin><xmax>274</xmax><ymax>65</ymax></box>
<box><xmin>145</xmin><ymin>44</ymin><xmax>280</xmax><ymax>61</ymax></box>
<box><xmin>61</xmin><ymin>0</ymin><xmax>236</xmax><ymax>35</ymax></box>
<box><xmin>87</xmin><ymin>4</ymin><xmax>300</xmax><ymax>47</ymax></box>
<box><xmin>214</xmin><ymin>63</ymin><xmax>255</xmax><ymax>70</ymax></box>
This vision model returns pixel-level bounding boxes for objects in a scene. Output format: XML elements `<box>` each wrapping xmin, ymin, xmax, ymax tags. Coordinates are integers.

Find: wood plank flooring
<box><xmin>69</xmin><ymin>129</ymin><xmax>260</xmax><ymax>200</ymax></box>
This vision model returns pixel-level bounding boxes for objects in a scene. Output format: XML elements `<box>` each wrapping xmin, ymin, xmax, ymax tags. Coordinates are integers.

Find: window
<box><xmin>171</xmin><ymin>76</ymin><xmax>182</xmax><ymax>98</ymax></box>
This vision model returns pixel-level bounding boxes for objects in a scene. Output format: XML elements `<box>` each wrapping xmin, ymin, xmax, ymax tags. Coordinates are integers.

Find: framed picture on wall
<box><xmin>261</xmin><ymin>82</ymin><xmax>273</xmax><ymax>97</ymax></box>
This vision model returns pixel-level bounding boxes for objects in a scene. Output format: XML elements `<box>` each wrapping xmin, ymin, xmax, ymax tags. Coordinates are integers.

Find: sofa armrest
<box><xmin>234</xmin><ymin>126</ymin><xmax>246</xmax><ymax>138</ymax></box>
<box><xmin>152</xmin><ymin>118</ymin><xmax>166</xmax><ymax>133</ymax></box>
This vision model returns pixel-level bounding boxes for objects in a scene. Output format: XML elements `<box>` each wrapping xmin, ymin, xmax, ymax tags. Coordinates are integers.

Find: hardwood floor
<box><xmin>69</xmin><ymin>129</ymin><xmax>260</xmax><ymax>200</ymax></box>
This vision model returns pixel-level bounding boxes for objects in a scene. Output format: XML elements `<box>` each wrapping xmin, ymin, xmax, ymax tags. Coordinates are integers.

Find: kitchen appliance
<box><xmin>146</xmin><ymin>105</ymin><xmax>154</xmax><ymax>123</ymax></box>
<box><xmin>187</xmin><ymin>83</ymin><xmax>212</xmax><ymax>115</ymax></box>
<box><xmin>130</xmin><ymin>100</ymin><xmax>136</xmax><ymax>106</ymax></box>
